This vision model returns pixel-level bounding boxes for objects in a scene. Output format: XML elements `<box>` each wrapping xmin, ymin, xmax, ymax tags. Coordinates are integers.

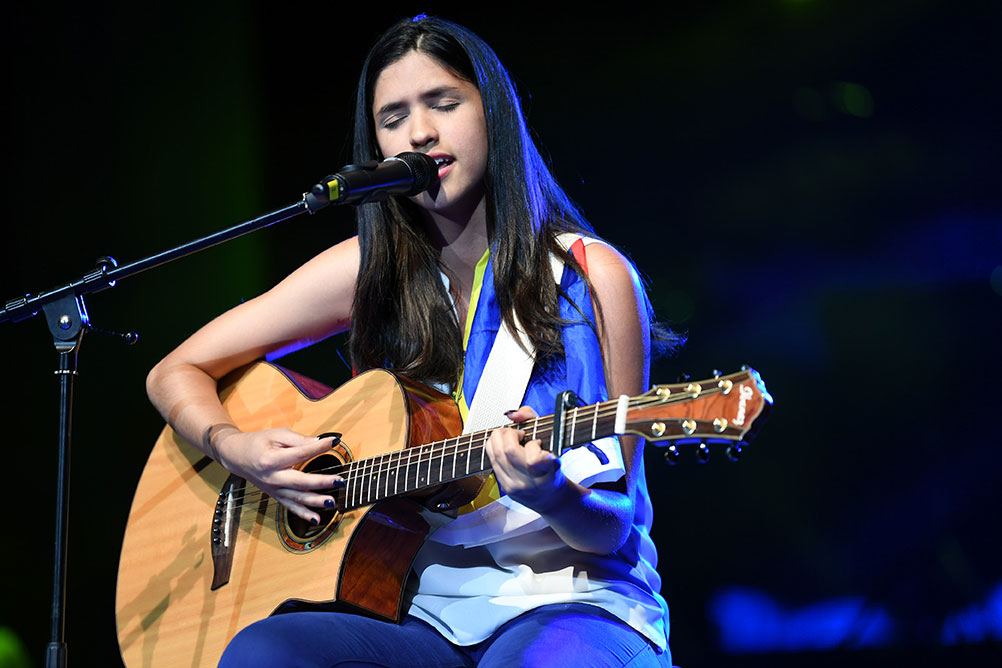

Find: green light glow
<box><xmin>0</xmin><ymin>627</ymin><xmax>31</xmax><ymax>668</ymax></box>
<box><xmin>834</xmin><ymin>81</ymin><xmax>875</xmax><ymax>118</ymax></box>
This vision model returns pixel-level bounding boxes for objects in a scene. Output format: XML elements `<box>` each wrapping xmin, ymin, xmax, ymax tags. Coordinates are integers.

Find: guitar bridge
<box><xmin>210</xmin><ymin>474</ymin><xmax>246</xmax><ymax>590</ymax></box>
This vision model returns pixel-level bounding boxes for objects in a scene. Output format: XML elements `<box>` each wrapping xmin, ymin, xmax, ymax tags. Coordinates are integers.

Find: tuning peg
<box><xmin>696</xmin><ymin>442</ymin><xmax>710</xmax><ymax>463</ymax></box>
<box><xmin>663</xmin><ymin>444</ymin><xmax>680</xmax><ymax>465</ymax></box>
<box><xmin>711</xmin><ymin>369</ymin><xmax>722</xmax><ymax>379</ymax></box>
<box><xmin>726</xmin><ymin>444</ymin><xmax>743</xmax><ymax>462</ymax></box>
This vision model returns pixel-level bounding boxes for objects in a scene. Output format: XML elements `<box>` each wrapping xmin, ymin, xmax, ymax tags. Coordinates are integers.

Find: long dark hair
<box><xmin>348</xmin><ymin>15</ymin><xmax>670</xmax><ymax>384</ymax></box>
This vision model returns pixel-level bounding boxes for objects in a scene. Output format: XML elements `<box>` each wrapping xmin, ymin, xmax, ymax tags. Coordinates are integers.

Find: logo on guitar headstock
<box><xmin>734</xmin><ymin>384</ymin><xmax>755</xmax><ymax>426</ymax></box>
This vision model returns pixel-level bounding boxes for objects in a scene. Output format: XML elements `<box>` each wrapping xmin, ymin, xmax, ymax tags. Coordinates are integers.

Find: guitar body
<box><xmin>115</xmin><ymin>362</ymin><xmax>462</xmax><ymax>668</ymax></box>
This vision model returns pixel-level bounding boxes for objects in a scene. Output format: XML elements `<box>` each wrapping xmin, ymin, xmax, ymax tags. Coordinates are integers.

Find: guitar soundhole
<box><xmin>278</xmin><ymin>452</ymin><xmax>345</xmax><ymax>552</ymax></box>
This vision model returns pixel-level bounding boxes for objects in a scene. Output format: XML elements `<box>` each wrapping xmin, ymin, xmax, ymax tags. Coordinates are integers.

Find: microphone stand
<box><xmin>1</xmin><ymin>189</ymin><xmax>332</xmax><ymax>668</ymax></box>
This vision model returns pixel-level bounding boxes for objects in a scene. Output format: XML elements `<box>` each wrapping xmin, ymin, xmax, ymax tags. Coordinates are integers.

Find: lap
<box><xmin>218</xmin><ymin>610</ymin><xmax>467</xmax><ymax>668</ymax></box>
<box><xmin>471</xmin><ymin>603</ymin><xmax>671</xmax><ymax>668</ymax></box>
<box><xmin>218</xmin><ymin>603</ymin><xmax>670</xmax><ymax>668</ymax></box>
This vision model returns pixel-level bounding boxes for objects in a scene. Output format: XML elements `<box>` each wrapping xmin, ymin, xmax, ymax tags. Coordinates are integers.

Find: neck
<box><xmin>422</xmin><ymin>196</ymin><xmax>489</xmax><ymax>279</ymax></box>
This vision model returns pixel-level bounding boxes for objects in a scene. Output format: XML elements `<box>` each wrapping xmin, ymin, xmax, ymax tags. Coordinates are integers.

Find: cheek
<box><xmin>374</xmin><ymin>131</ymin><xmax>399</xmax><ymax>160</ymax></box>
<box><xmin>464</xmin><ymin>111</ymin><xmax>489</xmax><ymax>174</ymax></box>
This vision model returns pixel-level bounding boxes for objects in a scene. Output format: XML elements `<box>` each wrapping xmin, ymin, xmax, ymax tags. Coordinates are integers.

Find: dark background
<box><xmin>2</xmin><ymin>1</ymin><xmax>1000</xmax><ymax>666</ymax></box>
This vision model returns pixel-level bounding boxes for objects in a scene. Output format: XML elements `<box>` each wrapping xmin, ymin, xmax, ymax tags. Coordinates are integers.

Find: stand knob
<box><xmin>90</xmin><ymin>326</ymin><xmax>139</xmax><ymax>345</ymax></box>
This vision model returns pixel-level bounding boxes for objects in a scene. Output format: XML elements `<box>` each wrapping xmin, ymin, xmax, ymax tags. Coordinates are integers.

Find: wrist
<box><xmin>525</xmin><ymin>471</ymin><xmax>582</xmax><ymax>517</ymax></box>
<box><xmin>202</xmin><ymin>423</ymin><xmax>240</xmax><ymax>461</ymax></box>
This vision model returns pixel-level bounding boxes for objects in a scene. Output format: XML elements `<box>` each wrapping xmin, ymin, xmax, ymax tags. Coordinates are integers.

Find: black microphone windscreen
<box><xmin>395</xmin><ymin>152</ymin><xmax>439</xmax><ymax>195</ymax></box>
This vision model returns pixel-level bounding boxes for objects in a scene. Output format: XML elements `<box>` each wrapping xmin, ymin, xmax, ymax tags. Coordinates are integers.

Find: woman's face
<box><xmin>372</xmin><ymin>50</ymin><xmax>488</xmax><ymax>219</ymax></box>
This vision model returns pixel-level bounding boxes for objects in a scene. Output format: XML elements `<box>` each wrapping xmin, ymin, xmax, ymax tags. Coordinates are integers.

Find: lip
<box><xmin>427</xmin><ymin>152</ymin><xmax>455</xmax><ymax>180</ymax></box>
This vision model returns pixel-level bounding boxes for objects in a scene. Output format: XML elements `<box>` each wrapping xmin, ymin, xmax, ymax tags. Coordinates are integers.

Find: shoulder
<box><xmin>577</xmin><ymin>242</ymin><xmax>652</xmax><ymax>371</ymax></box>
<box><xmin>577</xmin><ymin>241</ymin><xmax>645</xmax><ymax>305</ymax></box>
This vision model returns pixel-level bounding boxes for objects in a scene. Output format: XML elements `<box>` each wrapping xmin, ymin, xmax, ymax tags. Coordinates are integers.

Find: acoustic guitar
<box><xmin>115</xmin><ymin>361</ymin><xmax>771</xmax><ymax>667</ymax></box>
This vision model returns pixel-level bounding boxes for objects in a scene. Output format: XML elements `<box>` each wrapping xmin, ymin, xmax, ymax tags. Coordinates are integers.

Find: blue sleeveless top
<box><xmin>406</xmin><ymin>242</ymin><xmax>671</xmax><ymax>655</ymax></box>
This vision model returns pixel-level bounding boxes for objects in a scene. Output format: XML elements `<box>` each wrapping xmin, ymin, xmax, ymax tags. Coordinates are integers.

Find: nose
<box><xmin>409</xmin><ymin>109</ymin><xmax>438</xmax><ymax>149</ymax></box>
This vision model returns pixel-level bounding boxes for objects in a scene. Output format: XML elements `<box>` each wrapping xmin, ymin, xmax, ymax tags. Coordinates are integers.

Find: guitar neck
<box><xmin>334</xmin><ymin>398</ymin><xmax>621</xmax><ymax>510</ymax></box>
<box><xmin>331</xmin><ymin>367</ymin><xmax>772</xmax><ymax>511</ymax></box>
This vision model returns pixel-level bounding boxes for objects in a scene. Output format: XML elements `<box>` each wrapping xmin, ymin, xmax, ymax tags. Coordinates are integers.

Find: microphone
<box><xmin>305</xmin><ymin>152</ymin><xmax>439</xmax><ymax>210</ymax></box>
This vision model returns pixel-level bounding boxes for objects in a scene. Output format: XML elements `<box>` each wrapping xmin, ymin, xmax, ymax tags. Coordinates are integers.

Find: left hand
<box><xmin>485</xmin><ymin>406</ymin><xmax>569</xmax><ymax>513</ymax></box>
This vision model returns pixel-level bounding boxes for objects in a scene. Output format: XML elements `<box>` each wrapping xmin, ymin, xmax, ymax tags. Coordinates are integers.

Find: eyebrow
<box><xmin>375</xmin><ymin>86</ymin><xmax>464</xmax><ymax>118</ymax></box>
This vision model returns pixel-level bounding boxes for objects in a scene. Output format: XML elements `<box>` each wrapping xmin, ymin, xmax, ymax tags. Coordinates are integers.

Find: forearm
<box><xmin>489</xmin><ymin>414</ymin><xmax>638</xmax><ymax>555</ymax></box>
<box><xmin>146</xmin><ymin>359</ymin><xmax>238</xmax><ymax>459</ymax></box>
<box><xmin>532</xmin><ymin>477</ymin><xmax>633</xmax><ymax>555</ymax></box>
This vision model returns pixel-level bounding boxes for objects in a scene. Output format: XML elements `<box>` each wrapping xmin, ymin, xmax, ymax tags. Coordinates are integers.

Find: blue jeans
<box><xmin>218</xmin><ymin>603</ymin><xmax>672</xmax><ymax>667</ymax></box>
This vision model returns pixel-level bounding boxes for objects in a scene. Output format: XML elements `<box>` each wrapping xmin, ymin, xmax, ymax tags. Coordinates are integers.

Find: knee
<box><xmin>218</xmin><ymin>619</ymin><xmax>299</xmax><ymax>668</ymax></box>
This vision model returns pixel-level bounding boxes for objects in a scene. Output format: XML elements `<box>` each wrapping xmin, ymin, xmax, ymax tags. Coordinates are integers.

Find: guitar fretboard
<box><xmin>333</xmin><ymin>398</ymin><xmax>622</xmax><ymax>510</ymax></box>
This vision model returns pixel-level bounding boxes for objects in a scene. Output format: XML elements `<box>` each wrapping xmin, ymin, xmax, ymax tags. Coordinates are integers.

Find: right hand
<box><xmin>213</xmin><ymin>427</ymin><xmax>343</xmax><ymax>525</ymax></box>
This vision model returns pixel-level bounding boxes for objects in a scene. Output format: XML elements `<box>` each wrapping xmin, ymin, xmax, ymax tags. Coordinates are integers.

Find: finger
<box><xmin>517</xmin><ymin>439</ymin><xmax>556</xmax><ymax>475</ymax></box>
<box><xmin>504</xmin><ymin>405</ymin><xmax>538</xmax><ymax>423</ymax></box>
<box><xmin>521</xmin><ymin>438</ymin><xmax>543</xmax><ymax>457</ymax></box>
<box><xmin>267</xmin><ymin>468</ymin><xmax>344</xmax><ymax>493</ymax></box>
<box><xmin>273</xmin><ymin>494</ymin><xmax>321</xmax><ymax>525</ymax></box>
<box><xmin>526</xmin><ymin>453</ymin><xmax>559</xmax><ymax>476</ymax></box>
<box><xmin>489</xmin><ymin>425</ymin><xmax>525</xmax><ymax>446</ymax></box>
<box><xmin>485</xmin><ymin>439</ymin><xmax>519</xmax><ymax>492</ymax></box>
<box><xmin>281</xmin><ymin>430</ymin><xmax>339</xmax><ymax>452</ymax></box>
<box><xmin>522</xmin><ymin>439</ymin><xmax>554</xmax><ymax>463</ymax></box>
<box><xmin>484</xmin><ymin>432</ymin><xmax>514</xmax><ymax>480</ymax></box>
<box><xmin>487</xmin><ymin>428</ymin><xmax>524</xmax><ymax>465</ymax></box>
<box><xmin>267</xmin><ymin>433</ymin><xmax>339</xmax><ymax>468</ymax></box>
<box><xmin>277</xmin><ymin>487</ymin><xmax>339</xmax><ymax>511</ymax></box>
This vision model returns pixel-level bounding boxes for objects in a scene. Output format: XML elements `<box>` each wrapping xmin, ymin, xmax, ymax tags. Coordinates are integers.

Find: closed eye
<box><xmin>381</xmin><ymin>114</ymin><xmax>407</xmax><ymax>130</ymax></box>
<box><xmin>381</xmin><ymin>102</ymin><xmax>457</xmax><ymax>130</ymax></box>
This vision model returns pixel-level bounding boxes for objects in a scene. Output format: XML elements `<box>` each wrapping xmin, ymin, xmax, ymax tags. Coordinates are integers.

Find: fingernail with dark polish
<box><xmin>311</xmin><ymin>517</ymin><xmax>319</xmax><ymax>526</ymax></box>
<box><xmin>324</xmin><ymin>499</ymin><xmax>335</xmax><ymax>508</ymax></box>
<box><xmin>332</xmin><ymin>477</ymin><xmax>347</xmax><ymax>488</ymax></box>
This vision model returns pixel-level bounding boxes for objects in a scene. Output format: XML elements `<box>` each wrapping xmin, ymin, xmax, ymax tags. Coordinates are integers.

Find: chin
<box><xmin>409</xmin><ymin>176</ymin><xmax>485</xmax><ymax>221</ymax></box>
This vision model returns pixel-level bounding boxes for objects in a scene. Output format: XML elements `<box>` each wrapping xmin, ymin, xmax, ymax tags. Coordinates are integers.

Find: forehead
<box><xmin>371</xmin><ymin>51</ymin><xmax>476</xmax><ymax>111</ymax></box>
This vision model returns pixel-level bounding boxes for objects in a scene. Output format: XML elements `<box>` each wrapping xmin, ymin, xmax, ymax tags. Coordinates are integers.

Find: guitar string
<box><xmin>218</xmin><ymin>388</ymin><xmax>734</xmax><ymax>518</ymax></box>
<box><xmin>220</xmin><ymin>401</ymin><xmax>622</xmax><ymax>516</ymax></box>
<box><xmin>216</xmin><ymin>388</ymin><xmax>731</xmax><ymax>516</ymax></box>
<box><xmin>216</xmin><ymin>396</ymin><xmax>640</xmax><ymax>516</ymax></box>
<box><xmin>218</xmin><ymin>386</ymin><xmax>734</xmax><ymax>515</ymax></box>
<box><xmin>215</xmin><ymin>396</ymin><xmax>625</xmax><ymax>516</ymax></box>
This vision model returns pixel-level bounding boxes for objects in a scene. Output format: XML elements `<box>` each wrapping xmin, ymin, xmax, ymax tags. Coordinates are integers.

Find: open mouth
<box><xmin>433</xmin><ymin>156</ymin><xmax>454</xmax><ymax>167</ymax></box>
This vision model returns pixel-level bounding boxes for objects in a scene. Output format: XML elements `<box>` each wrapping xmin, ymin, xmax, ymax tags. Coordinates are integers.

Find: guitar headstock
<box><xmin>625</xmin><ymin>367</ymin><xmax>773</xmax><ymax>463</ymax></box>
